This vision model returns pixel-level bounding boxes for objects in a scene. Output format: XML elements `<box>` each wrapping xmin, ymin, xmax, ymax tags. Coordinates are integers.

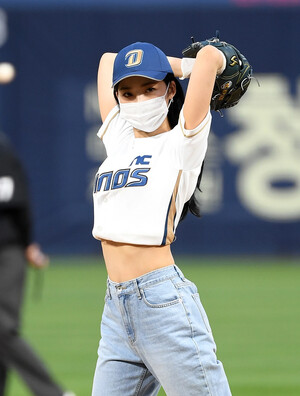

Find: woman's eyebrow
<box><xmin>119</xmin><ymin>81</ymin><xmax>157</xmax><ymax>91</ymax></box>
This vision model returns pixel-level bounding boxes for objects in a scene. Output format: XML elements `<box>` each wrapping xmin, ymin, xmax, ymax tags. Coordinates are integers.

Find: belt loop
<box><xmin>107</xmin><ymin>278</ymin><xmax>112</xmax><ymax>299</ymax></box>
<box><xmin>133</xmin><ymin>279</ymin><xmax>142</xmax><ymax>300</ymax></box>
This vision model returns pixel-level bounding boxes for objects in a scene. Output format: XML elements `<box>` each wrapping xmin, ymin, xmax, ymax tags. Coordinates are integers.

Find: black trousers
<box><xmin>0</xmin><ymin>245</ymin><xmax>63</xmax><ymax>396</ymax></box>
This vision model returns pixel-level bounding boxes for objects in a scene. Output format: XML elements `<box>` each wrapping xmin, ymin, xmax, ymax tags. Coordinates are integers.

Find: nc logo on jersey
<box><xmin>130</xmin><ymin>155</ymin><xmax>152</xmax><ymax>166</ymax></box>
<box><xmin>125</xmin><ymin>50</ymin><xmax>144</xmax><ymax>68</ymax></box>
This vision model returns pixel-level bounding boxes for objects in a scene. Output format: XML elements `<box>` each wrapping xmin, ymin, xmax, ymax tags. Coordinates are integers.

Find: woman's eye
<box><xmin>123</xmin><ymin>92</ymin><xmax>132</xmax><ymax>98</ymax></box>
<box><xmin>146</xmin><ymin>87</ymin><xmax>155</xmax><ymax>93</ymax></box>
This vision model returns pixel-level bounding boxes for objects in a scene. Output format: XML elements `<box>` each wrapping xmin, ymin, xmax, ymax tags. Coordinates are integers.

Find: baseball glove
<box><xmin>182</xmin><ymin>31</ymin><xmax>253</xmax><ymax>111</ymax></box>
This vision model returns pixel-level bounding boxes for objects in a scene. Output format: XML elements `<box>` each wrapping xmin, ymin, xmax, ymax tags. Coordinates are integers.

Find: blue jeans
<box><xmin>92</xmin><ymin>265</ymin><xmax>231</xmax><ymax>396</ymax></box>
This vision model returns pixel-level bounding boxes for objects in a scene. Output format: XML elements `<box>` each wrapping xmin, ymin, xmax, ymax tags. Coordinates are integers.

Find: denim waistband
<box><xmin>107</xmin><ymin>264</ymin><xmax>185</xmax><ymax>299</ymax></box>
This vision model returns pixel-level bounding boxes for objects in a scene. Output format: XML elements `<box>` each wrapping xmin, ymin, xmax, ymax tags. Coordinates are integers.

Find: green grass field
<box><xmin>5</xmin><ymin>256</ymin><xmax>300</xmax><ymax>396</ymax></box>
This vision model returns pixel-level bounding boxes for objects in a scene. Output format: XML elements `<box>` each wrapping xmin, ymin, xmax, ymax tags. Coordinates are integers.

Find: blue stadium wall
<box><xmin>0</xmin><ymin>2</ymin><xmax>299</xmax><ymax>255</ymax></box>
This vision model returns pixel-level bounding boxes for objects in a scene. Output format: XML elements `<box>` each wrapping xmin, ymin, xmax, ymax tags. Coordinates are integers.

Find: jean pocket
<box><xmin>141</xmin><ymin>279</ymin><xmax>180</xmax><ymax>308</ymax></box>
<box><xmin>192</xmin><ymin>293</ymin><xmax>212</xmax><ymax>333</ymax></box>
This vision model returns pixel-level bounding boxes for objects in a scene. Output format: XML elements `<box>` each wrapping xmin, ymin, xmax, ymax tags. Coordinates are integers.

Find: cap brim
<box><xmin>112</xmin><ymin>70</ymin><xmax>168</xmax><ymax>87</ymax></box>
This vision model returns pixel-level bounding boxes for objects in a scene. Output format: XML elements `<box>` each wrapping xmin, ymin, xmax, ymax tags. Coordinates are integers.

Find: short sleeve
<box><xmin>97</xmin><ymin>105</ymin><xmax>132</xmax><ymax>156</ymax></box>
<box><xmin>172</xmin><ymin>108</ymin><xmax>212</xmax><ymax>170</ymax></box>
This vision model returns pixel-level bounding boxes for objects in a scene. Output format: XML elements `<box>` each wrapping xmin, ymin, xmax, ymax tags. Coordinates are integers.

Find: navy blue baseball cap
<box><xmin>112</xmin><ymin>42</ymin><xmax>173</xmax><ymax>87</ymax></box>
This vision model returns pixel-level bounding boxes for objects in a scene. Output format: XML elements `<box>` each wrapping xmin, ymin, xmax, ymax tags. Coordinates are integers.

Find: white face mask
<box><xmin>119</xmin><ymin>84</ymin><xmax>172</xmax><ymax>133</ymax></box>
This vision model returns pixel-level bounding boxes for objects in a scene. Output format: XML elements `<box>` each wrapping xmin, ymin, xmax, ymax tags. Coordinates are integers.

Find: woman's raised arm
<box><xmin>97</xmin><ymin>52</ymin><xmax>117</xmax><ymax>122</ymax></box>
<box><xmin>182</xmin><ymin>45</ymin><xmax>224</xmax><ymax>129</ymax></box>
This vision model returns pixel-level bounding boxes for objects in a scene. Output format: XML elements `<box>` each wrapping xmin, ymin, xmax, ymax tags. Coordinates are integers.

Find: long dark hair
<box><xmin>163</xmin><ymin>73</ymin><xmax>184</xmax><ymax>129</ymax></box>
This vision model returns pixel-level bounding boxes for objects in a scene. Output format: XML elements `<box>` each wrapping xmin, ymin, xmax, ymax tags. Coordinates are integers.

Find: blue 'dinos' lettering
<box><xmin>126</xmin><ymin>169</ymin><xmax>149</xmax><ymax>187</ymax></box>
<box><xmin>112</xmin><ymin>169</ymin><xmax>130</xmax><ymax>189</ymax></box>
<box><xmin>93</xmin><ymin>172</ymin><xmax>112</xmax><ymax>192</ymax></box>
<box><xmin>94</xmin><ymin>168</ymin><xmax>150</xmax><ymax>193</ymax></box>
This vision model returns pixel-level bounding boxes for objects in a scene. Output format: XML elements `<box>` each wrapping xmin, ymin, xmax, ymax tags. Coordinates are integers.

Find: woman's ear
<box><xmin>168</xmin><ymin>80</ymin><xmax>176</xmax><ymax>101</ymax></box>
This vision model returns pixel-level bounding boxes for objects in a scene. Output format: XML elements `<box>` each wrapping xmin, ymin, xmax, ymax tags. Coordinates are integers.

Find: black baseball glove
<box><xmin>182</xmin><ymin>31</ymin><xmax>253</xmax><ymax>111</ymax></box>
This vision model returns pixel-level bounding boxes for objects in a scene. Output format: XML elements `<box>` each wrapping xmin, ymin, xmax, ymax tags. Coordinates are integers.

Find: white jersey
<box><xmin>92</xmin><ymin>105</ymin><xmax>211</xmax><ymax>246</ymax></box>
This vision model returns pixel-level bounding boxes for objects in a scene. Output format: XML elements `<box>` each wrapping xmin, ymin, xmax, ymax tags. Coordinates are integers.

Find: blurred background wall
<box><xmin>0</xmin><ymin>0</ymin><xmax>299</xmax><ymax>256</ymax></box>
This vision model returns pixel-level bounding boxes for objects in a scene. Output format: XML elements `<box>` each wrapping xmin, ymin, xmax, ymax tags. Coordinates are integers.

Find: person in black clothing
<box><xmin>0</xmin><ymin>133</ymin><xmax>75</xmax><ymax>396</ymax></box>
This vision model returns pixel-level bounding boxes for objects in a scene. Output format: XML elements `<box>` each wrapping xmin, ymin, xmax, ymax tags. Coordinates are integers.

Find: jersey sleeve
<box><xmin>97</xmin><ymin>105</ymin><xmax>132</xmax><ymax>156</ymax></box>
<box><xmin>172</xmin><ymin>108</ymin><xmax>212</xmax><ymax>171</ymax></box>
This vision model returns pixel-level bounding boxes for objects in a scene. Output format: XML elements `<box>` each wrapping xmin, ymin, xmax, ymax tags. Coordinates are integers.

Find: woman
<box><xmin>92</xmin><ymin>41</ymin><xmax>231</xmax><ymax>396</ymax></box>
